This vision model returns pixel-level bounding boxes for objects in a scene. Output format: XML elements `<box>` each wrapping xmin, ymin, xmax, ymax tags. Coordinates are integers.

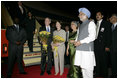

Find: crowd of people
<box><xmin>5</xmin><ymin>1</ymin><xmax>117</xmax><ymax>78</ymax></box>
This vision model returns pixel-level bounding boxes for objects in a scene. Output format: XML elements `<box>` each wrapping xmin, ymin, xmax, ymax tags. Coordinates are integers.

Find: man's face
<box><xmin>65</xmin><ymin>26</ymin><xmax>69</xmax><ymax>31</ymax></box>
<box><xmin>78</xmin><ymin>12</ymin><xmax>87</xmax><ymax>22</ymax></box>
<box><xmin>110</xmin><ymin>15</ymin><xmax>117</xmax><ymax>23</ymax></box>
<box><xmin>18</xmin><ymin>1</ymin><xmax>22</xmax><ymax>6</ymax></box>
<box><xmin>28</xmin><ymin>12</ymin><xmax>32</xmax><ymax>17</ymax></box>
<box><xmin>96</xmin><ymin>12</ymin><xmax>103</xmax><ymax>21</ymax></box>
<box><xmin>45</xmin><ymin>18</ymin><xmax>51</xmax><ymax>26</ymax></box>
<box><xmin>14</xmin><ymin>18</ymin><xmax>19</xmax><ymax>24</ymax></box>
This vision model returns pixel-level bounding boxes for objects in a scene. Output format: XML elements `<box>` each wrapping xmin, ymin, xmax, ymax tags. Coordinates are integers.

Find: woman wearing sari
<box><xmin>66</xmin><ymin>21</ymin><xmax>82</xmax><ymax>78</ymax></box>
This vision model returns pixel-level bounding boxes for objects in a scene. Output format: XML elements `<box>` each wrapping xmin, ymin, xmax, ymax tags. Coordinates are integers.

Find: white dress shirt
<box><xmin>96</xmin><ymin>19</ymin><xmax>103</xmax><ymax>39</ymax></box>
<box><xmin>19</xmin><ymin>5</ymin><xmax>24</xmax><ymax>14</ymax></box>
<box><xmin>113</xmin><ymin>22</ymin><xmax>117</xmax><ymax>28</ymax></box>
<box><xmin>80</xmin><ymin>21</ymin><xmax>96</xmax><ymax>44</ymax></box>
<box><xmin>14</xmin><ymin>24</ymin><xmax>19</xmax><ymax>32</ymax></box>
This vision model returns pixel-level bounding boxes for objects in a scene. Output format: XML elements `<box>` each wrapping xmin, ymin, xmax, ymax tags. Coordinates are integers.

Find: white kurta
<box><xmin>74</xmin><ymin>21</ymin><xmax>96</xmax><ymax>70</ymax></box>
<box><xmin>74</xmin><ymin>50</ymin><xmax>96</xmax><ymax>70</ymax></box>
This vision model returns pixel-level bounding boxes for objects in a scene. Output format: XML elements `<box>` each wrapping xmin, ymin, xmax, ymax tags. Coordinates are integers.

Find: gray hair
<box><xmin>71</xmin><ymin>21</ymin><xmax>78</xmax><ymax>27</ymax></box>
<box><xmin>45</xmin><ymin>17</ymin><xmax>51</xmax><ymax>22</ymax></box>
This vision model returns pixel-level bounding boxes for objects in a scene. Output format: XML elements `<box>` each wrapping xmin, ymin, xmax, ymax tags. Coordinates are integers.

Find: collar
<box><xmin>46</xmin><ymin>25</ymin><xmax>50</xmax><ymax>27</ymax></box>
<box><xmin>97</xmin><ymin>19</ymin><xmax>103</xmax><ymax>24</ymax></box>
<box><xmin>14</xmin><ymin>24</ymin><xmax>19</xmax><ymax>27</ymax></box>
<box><xmin>114</xmin><ymin>22</ymin><xmax>117</xmax><ymax>27</ymax></box>
<box><xmin>67</xmin><ymin>31</ymin><xmax>69</xmax><ymax>33</ymax></box>
<box><xmin>82</xmin><ymin>19</ymin><xmax>89</xmax><ymax>23</ymax></box>
<box><xmin>19</xmin><ymin>5</ymin><xmax>22</xmax><ymax>8</ymax></box>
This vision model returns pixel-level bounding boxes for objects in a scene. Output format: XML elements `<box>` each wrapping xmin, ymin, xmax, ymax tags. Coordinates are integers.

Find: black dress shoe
<box><xmin>40</xmin><ymin>71</ymin><xmax>44</xmax><ymax>76</ymax></box>
<box><xmin>47</xmin><ymin>71</ymin><xmax>51</xmax><ymax>75</ymax></box>
<box><xmin>19</xmin><ymin>72</ymin><xmax>27</xmax><ymax>74</ymax></box>
<box><xmin>7</xmin><ymin>75</ymin><xmax>12</xmax><ymax>78</ymax></box>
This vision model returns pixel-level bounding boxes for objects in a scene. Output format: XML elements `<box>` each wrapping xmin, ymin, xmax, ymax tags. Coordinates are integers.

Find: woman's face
<box><xmin>71</xmin><ymin>22</ymin><xmax>77</xmax><ymax>30</ymax></box>
<box><xmin>56</xmin><ymin>22</ymin><xmax>61</xmax><ymax>29</ymax></box>
<box><xmin>28</xmin><ymin>12</ymin><xmax>32</xmax><ymax>17</ymax></box>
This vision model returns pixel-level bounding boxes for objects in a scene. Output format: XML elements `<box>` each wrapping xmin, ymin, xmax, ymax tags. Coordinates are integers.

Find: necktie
<box><xmin>112</xmin><ymin>24</ymin><xmax>115</xmax><ymax>31</ymax></box>
<box><xmin>66</xmin><ymin>32</ymin><xmax>68</xmax><ymax>42</ymax></box>
<box><xmin>47</xmin><ymin>27</ymin><xmax>49</xmax><ymax>32</ymax></box>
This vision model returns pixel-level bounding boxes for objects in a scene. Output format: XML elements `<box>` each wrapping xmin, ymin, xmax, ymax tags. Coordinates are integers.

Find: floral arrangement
<box><xmin>53</xmin><ymin>35</ymin><xmax>65</xmax><ymax>57</ymax></box>
<box><xmin>39</xmin><ymin>31</ymin><xmax>50</xmax><ymax>52</ymax></box>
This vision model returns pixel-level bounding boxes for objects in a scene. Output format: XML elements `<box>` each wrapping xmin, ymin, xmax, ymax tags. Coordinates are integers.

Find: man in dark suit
<box><xmin>39</xmin><ymin>17</ymin><xmax>54</xmax><ymax>75</ymax></box>
<box><xmin>15</xmin><ymin>1</ymin><xmax>26</xmax><ymax>24</ymax></box>
<box><xmin>109</xmin><ymin>14</ymin><xmax>117</xmax><ymax>78</ymax></box>
<box><xmin>6</xmin><ymin>17</ymin><xmax>27</xmax><ymax>78</ymax></box>
<box><xmin>94</xmin><ymin>12</ymin><xmax>112</xmax><ymax>77</ymax></box>
<box><xmin>24</xmin><ymin>12</ymin><xmax>36</xmax><ymax>52</ymax></box>
<box><xmin>65</xmin><ymin>25</ymin><xmax>70</xmax><ymax>65</ymax></box>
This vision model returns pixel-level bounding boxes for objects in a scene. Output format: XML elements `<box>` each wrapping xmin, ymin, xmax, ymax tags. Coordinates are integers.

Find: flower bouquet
<box><xmin>52</xmin><ymin>35</ymin><xmax>65</xmax><ymax>57</ymax></box>
<box><xmin>39</xmin><ymin>31</ymin><xmax>50</xmax><ymax>52</ymax></box>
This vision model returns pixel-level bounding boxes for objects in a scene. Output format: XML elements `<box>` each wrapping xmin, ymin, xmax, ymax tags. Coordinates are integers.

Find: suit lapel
<box><xmin>13</xmin><ymin>25</ymin><xmax>18</xmax><ymax>32</ymax></box>
<box><xmin>19</xmin><ymin>26</ymin><xmax>22</xmax><ymax>32</ymax></box>
<box><xmin>99</xmin><ymin>20</ymin><xmax>103</xmax><ymax>32</ymax></box>
<box><xmin>13</xmin><ymin>25</ymin><xmax>21</xmax><ymax>34</ymax></box>
<box><xmin>98</xmin><ymin>20</ymin><xmax>104</xmax><ymax>35</ymax></box>
<box><xmin>44</xmin><ymin>26</ymin><xmax>46</xmax><ymax>31</ymax></box>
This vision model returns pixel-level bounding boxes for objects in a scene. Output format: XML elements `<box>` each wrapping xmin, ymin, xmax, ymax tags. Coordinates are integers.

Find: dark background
<box><xmin>2</xmin><ymin>1</ymin><xmax>117</xmax><ymax>27</ymax></box>
<box><xmin>43</xmin><ymin>1</ymin><xmax>117</xmax><ymax>19</ymax></box>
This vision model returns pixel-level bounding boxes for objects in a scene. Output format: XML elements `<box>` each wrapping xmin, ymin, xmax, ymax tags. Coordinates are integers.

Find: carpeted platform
<box><xmin>1</xmin><ymin>62</ymin><xmax>69</xmax><ymax>78</ymax></box>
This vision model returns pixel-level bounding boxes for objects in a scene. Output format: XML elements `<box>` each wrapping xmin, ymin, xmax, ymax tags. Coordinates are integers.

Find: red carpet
<box><xmin>2</xmin><ymin>63</ymin><xmax>69</xmax><ymax>78</ymax></box>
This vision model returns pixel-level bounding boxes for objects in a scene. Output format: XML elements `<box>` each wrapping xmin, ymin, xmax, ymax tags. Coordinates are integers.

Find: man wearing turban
<box><xmin>74</xmin><ymin>7</ymin><xmax>96</xmax><ymax>78</ymax></box>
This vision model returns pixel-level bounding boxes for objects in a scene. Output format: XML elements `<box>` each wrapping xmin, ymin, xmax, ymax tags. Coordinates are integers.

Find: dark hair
<box><xmin>96</xmin><ymin>11</ymin><xmax>104</xmax><ymax>16</ymax></box>
<box><xmin>13</xmin><ymin>17</ymin><xmax>19</xmax><ymax>21</ymax></box>
<box><xmin>45</xmin><ymin>17</ymin><xmax>51</xmax><ymax>22</ymax></box>
<box><xmin>27</xmin><ymin>11</ymin><xmax>32</xmax><ymax>14</ymax></box>
<box><xmin>56</xmin><ymin>21</ymin><xmax>62</xmax><ymax>25</ymax></box>
<box><xmin>112</xmin><ymin>14</ymin><xmax>117</xmax><ymax>17</ymax></box>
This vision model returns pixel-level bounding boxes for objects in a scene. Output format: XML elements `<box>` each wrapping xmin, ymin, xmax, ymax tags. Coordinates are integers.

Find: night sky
<box><xmin>2</xmin><ymin>1</ymin><xmax>117</xmax><ymax>25</ymax></box>
<box><xmin>43</xmin><ymin>1</ymin><xmax>117</xmax><ymax>20</ymax></box>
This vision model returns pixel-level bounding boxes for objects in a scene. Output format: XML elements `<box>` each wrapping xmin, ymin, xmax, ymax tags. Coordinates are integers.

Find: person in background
<box><xmin>94</xmin><ymin>11</ymin><xmax>112</xmax><ymax>78</ymax></box>
<box><xmin>6</xmin><ymin>17</ymin><xmax>27</xmax><ymax>78</ymax></box>
<box><xmin>52</xmin><ymin>21</ymin><xmax>66</xmax><ymax>76</ymax></box>
<box><xmin>51</xmin><ymin>22</ymin><xmax>56</xmax><ymax>66</ymax></box>
<box><xmin>51</xmin><ymin>22</ymin><xmax>56</xmax><ymax>31</ymax></box>
<box><xmin>109</xmin><ymin>14</ymin><xmax>117</xmax><ymax>78</ymax></box>
<box><xmin>74</xmin><ymin>7</ymin><xmax>96</xmax><ymax>78</ymax></box>
<box><xmin>16</xmin><ymin>1</ymin><xmax>26</xmax><ymax>24</ymax></box>
<box><xmin>65</xmin><ymin>25</ymin><xmax>70</xmax><ymax>65</ymax></box>
<box><xmin>39</xmin><ymin>17</ymin><xmax>54</xmax><ymax>76</ymax></box>
<box><xmin>66</xmin><ymin>21</ymin><xmax>82</xmax><ymax>78</ymax></box>
<box><xmin>24</xmin><ymin>12</ymin><xmax>36</xmax><ymax>52</ymax></box>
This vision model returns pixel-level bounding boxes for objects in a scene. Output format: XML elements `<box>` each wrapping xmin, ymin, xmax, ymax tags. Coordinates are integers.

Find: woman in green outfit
<box><xmin>66</xmin><ymin>21</ymin><xmax>82</xmax><ymax>78</ymax></box>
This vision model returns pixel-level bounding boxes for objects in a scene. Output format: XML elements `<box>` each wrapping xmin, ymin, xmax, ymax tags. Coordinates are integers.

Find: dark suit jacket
<box><xmin>23</xmin><ymin>17</ymin><xmax>36</xmax><ymax>38</ymax></box>
<box><xmin>6</xmin><ymin>25</ymin><xmax>27</xmax><ymax>55</ymax></box>
<box><xmin>94</xmin><ymin>20</ymin><xmax>112</xmax><ymax>50</ymax></box>
<box><xmin>15</xmin><ymin>5</ymin><xmax>26</xmax><ymax>23</ymax></box>
<box><xmin>111</xmin><ymin>25</ymin><xmax>117</xmax><ymax>52</ymax></box>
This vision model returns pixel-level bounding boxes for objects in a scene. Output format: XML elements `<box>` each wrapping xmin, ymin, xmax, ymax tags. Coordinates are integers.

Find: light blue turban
<box><xmin>78</xmin><ymin>7</ymin><xmax>91</xmax><ymax>18</ymax></box>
